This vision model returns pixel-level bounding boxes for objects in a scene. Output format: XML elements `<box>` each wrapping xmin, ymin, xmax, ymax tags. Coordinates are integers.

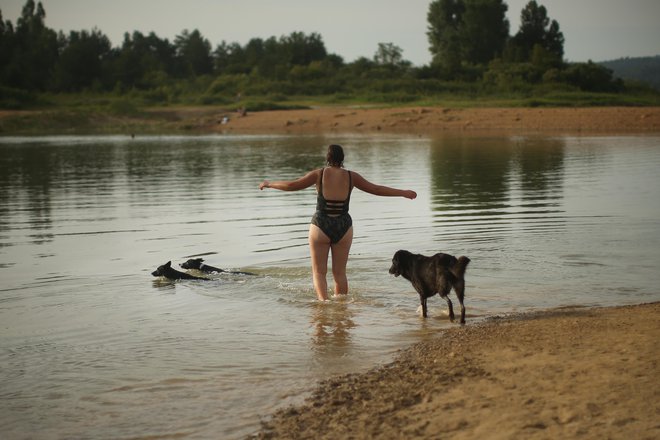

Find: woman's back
<box><xmin>319</xmin><ymin>167</ymin><xmax>352</xmax><ymax>201</ymax></box>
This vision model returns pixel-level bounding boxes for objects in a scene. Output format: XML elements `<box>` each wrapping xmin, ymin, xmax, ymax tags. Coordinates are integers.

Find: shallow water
<box><xmin>1</xmin><ymin>133</ymin><xmax>659</xmax><ymax>439</ymax></box>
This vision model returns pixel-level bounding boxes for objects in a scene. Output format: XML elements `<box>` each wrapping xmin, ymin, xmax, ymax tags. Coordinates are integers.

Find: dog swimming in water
<box><xmin>151</xmin><ymin>261</ymin><xmax>208</xmax><ymax>281</ymax></box>
<box><xmin>179</xmin><ymin>258</ymin><xmax>255</xmax><ymax>276</ymax></box>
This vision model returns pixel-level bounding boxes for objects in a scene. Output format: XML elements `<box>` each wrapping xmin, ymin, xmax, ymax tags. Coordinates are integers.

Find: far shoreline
<box><xmin>1</xmin><ymin>105</ymin><xmax>659</xmax><ymax>136</ymax></box>
<box><xmin>214</xmin><ymin>105</ymin><xmax>660</xmax><ymax>136</ymax></box>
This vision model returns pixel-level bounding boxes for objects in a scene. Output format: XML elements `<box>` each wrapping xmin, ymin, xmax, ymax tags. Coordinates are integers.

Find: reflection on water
<box><xmin>1</xmin><ymin>133</ymin><xmax>659</xmax><ymax>439</ymax></box>
<box><xmin>310</xmin><ymin>300</ymin><xmax>356</xmax><ymax>356</ymax></box>
<box><xmin>429</xmin><ymin>137</ymin><xmax>566</xmax><ymax>244</ymax></box>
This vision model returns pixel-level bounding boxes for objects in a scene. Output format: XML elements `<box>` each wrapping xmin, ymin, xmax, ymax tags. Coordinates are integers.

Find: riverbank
<box><xmin>1</xmin><ymin>105</ymin><xmax>659</xmax><ymax>135</ymax></box>
<box><xmin>219</xmin><ymin>106</ymin><xmax>660</xmax><ymax>135</ymax></box>
<box><xmin>254</xmin><ymin>302</ymin><xmax>660</xmax><ymax>439</ymax></box>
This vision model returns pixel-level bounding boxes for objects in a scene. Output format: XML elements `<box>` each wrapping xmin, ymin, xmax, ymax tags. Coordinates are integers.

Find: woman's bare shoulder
<box><xmin>349</xmin><ymin>170</ymin><xmax>368</xmax><ymax>184</ymax></box>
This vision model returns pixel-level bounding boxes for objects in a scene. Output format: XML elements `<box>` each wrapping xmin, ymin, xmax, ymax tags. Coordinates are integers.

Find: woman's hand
<box><xmin>403</xmin><ymin>190</ymin><xmax>417</xmax><ymax>200</ymax></box>
<box><xmin>259</xmin><ymin>180</ymin><xmax>270</xmax><ymax>190</ymax></box>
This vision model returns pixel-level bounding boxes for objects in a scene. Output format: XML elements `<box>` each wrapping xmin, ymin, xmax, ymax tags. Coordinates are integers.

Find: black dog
<box><xmin>389</xmin><ymin>250</ymin><xmax>471</xmax><ymax>324</ymax></box>
<box><xmin>180</xmin><ymin>258</ymin><xmax>255</xmax><ymax>276</ymax></box>
<box><xmin>152</xmin><ymin>261</ymin><xmax>208</xmax><ymax>280</ymax></box>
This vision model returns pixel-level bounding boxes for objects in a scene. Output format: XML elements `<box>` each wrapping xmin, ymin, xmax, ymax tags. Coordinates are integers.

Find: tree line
<box><xmin>0</xmin><ymin>0</ymin><xmax>632</xmax><ymax>108</ymax></box>
<box><xmin>600</xmin><ymin>56</ymin><xmax>660</xmax><ymax>91</ymax></box>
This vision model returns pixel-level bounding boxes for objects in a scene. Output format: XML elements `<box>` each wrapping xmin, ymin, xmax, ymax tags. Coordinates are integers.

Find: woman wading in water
<box><xmin>259</xmin><ymin>144</ymin><xmax>416</xmax><ymax>301</ymax></box>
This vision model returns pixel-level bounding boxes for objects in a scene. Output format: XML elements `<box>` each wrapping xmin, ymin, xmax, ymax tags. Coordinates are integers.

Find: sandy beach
<box><xmin>1</xmin><ymin>105</ymin><xmax>659</xmax><ymax>135</ymax></box>
<box><xmin>213</xmin><ymin>106</ymin><xmax>660</xmax><ymax>135</ymax></box>
<box><xmin>254</xmin><ymin>302</ymin><xmax>659</xmax><ymax>439</ymax></box>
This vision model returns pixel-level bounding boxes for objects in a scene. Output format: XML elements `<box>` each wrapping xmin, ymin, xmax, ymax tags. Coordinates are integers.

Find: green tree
<box><xmin>244</xmin><ymin>36</ymin><xmax>287</xmax><ymax>78</ymax></box>
<box><xmin>54</xmin><ymin>28</ymin><xmax>112</xmax><ymax>91</ymax></box>
<box><xmin>374</xmin><ymin>42</ymin><xmax>409</xmax><ymax>68</ymax></box>
<box><xmin>0</xmin><ymin>10</ymin><xmax>16</xmax><ymax>85</ymax></box>
<box><xmin>213</xmin><ymin>31</ymin><xmax>329</xmax><ymax>79</ymax></box>
<box><xmin>174</xmin><ymin>29</ymin><xmax>213</xmax><ymax>76</ymax></box>
<box><xmin>214</xmin><ymin>41</ymin><xmax>247</xmax><ymax>74</ymax></box>
<box><xmin>280</xmin><ymin>31</ymin><xmax>327</xmax><ymax>66</ymax></box>
<box><xmin>427</xmin><ymin>0</ymin><xmax>465</xmax><ymax>75</ymax></box>
<box><xmin>509</xmin><ymin>1</ymin><xmax>564</xmax><ymax>63</ymax></box>
<box><xmin>562</xmin><ymin>61</ymin><xmax>623</xmax><ymax>92</ymax></box>
<box><xmin>427</xmin><ymin>0</ymin><xmax>509</xmax><ymax>76</ymax></box>
<box><xmin>461</xmin><ymin>0</ymin><xmax>509</xmax><ymax>64</ymax></box>
<box><xmin>347</xmin><ymin>56</ymin><xmax>377</xmax><ymax>78</ymax></box>
<box><xmin>7</xmin><ymin>0</ymin><xmax>58</xmax><ymax>90</ymax></box>
<box><xmin>112</xmin><ymin>31</ymin><xmax>177</xmax><ymax>89</ymax></box>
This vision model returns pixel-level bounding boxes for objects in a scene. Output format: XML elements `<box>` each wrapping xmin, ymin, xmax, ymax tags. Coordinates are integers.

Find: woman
<box><xmin>259</xmin><ymin>144</ymin><xmax>417</xmax><ymax>301</ymax></box>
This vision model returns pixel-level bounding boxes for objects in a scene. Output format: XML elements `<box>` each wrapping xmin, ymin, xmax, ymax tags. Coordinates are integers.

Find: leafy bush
<box><xmin>198</xmin><ymin>94</ymin><xmax>232</xmax><ymax>105</ymax></box>
<box><xmin>207</xmin><ymin>74</ymin><xmax>249</xmax><ymax>95</ymax></box>
<box><xmin>238</xmin><ymin>101</ymin><xmax>310</xmax><ymax>112</ymax></box>
<box><xmin>107</xmin><ymin>99</ymin><xmax>140</xmax><ymax>115</ymax></box>
<box><xmin>561</xmin><ymin>62</ymin><xmax>624</xmax><ymax>92</ymax></box>
<box><xmin>0</xmin><ymin>86</ymin><xmax>41</xmax><ymax>109</ymax></box>
<box><xmin>483</xmin><ymin>60</ymin><xmax>541</xmax><ymax>90</ymax></box>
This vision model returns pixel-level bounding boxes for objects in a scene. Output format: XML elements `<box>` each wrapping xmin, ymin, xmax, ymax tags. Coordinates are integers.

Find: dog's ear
<box><xmin>197</xmin><ymin>258</ymin><xmax>204</xmax><ymax>262</ymax></box>
<box><xmin>166</xmin><ymin>261</ymin><xmax>172</xmax><ymax>267</ymax></box>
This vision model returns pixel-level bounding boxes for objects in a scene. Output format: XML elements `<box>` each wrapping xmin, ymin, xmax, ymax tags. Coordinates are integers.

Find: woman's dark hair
<box><xmin>326</xmin><ymin>144</ymin><xmax>344</xmax><ymax>167</ymax></box>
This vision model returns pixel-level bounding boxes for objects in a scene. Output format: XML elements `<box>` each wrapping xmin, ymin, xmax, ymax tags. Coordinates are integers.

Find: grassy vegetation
<box><xmin>4</xmin><ymin>1</ymin><xmax>658</xmax><ymax>135</ymax></box>
<box><xmin>1</xmin><ymin>80</ymin><xmax>659</xmax><ymax>135</ymax></box>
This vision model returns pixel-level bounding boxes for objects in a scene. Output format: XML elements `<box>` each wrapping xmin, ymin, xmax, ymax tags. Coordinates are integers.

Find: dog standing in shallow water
<box><xmin>389</xmin><ymin>250</ymin><xmax>470</xmax><ymax>324</ymax></box>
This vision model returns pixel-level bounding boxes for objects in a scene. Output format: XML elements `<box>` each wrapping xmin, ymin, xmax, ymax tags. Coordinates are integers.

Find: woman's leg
<box><xmin>330</xmin><ymin>226</ymin><xmax>353</xmax><ymax>296</ymax></box>
<box><xmin>309</xmin><ymin>224</ymin><xmax>331</xmax><ymax>301</ymax></box>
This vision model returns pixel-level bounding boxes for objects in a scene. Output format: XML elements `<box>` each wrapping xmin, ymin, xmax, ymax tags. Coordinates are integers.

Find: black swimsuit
<box><xmin>311</xmin><ymin>168</ymin><xmax>353</xmax><ymax>243</ymax></box>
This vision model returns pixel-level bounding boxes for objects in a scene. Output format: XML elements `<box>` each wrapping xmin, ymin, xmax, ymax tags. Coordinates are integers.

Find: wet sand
<box><xmin>254</xmin><ymin>302</ymin><xmax>660</xmax><ymax>439</ymax></box>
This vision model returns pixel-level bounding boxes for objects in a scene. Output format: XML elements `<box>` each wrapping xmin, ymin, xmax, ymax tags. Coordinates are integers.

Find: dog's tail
<box><xmin>451</xmin><ymin>256</ymin><xmax>471</xmax><ymax>278</ymax></box>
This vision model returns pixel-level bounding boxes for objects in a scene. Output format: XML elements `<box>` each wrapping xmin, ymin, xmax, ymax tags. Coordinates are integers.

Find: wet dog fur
<box><xmin>180</xmin><ymin>258</ymin><xmax>255</xmax><ymax>276</ymax></box>
<box><xmin>151</xmin><ymin>261</ymin><xmax>208</xmax><ymax>280</ymax></box>
<box><xmin>389</xmin><ymin>250</ymin><xmax>470</xmax><ymax>324</ymax></box>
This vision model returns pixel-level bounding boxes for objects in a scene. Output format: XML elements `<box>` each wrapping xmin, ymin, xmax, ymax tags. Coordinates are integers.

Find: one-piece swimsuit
<box><xmin>310</xmin><ymin>168</ymin><xmax>353</xmax><ymax>243</ymax></box>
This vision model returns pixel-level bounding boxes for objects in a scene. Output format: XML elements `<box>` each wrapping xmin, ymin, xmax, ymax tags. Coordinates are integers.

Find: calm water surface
<box><xmin>1</xmin><ymin>133</ymin><xmax>659</xmax><ymax>439</ymax></box>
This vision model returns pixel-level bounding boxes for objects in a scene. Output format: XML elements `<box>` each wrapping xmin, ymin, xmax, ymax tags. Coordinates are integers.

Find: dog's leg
<box><xmin>420</xmin><ymin>295</ymin><xmax>428</xmax><ymax>318</ymax></box>
<box><xmin>443</xmin><ymin>295</ymin><xmax>455</xmax><ymax>322</ymax></box>
<box><xmin>454</xmin><ymin>281</ymin><xmax>466</xmax><ymax>325</ymax></box>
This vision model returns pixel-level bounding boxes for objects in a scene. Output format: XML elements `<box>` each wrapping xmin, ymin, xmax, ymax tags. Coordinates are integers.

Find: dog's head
<box><xmin>180</xmin><ymin>258</ymin><xmax>203</xmax><ymax>270</ymax></box>
<box><xmin>152</xmin><ymin>261</ymin><xmax>172</xmax><ymax>277</ymax></box>
<box><xmin>389</xmin><ymin>250</ymin><xmax>411</xmax><ymax>277</ymax></box>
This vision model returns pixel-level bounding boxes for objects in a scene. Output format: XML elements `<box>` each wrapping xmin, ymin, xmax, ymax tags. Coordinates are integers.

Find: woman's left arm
<box><xmin>352</xmin><ymin>171</ymin><xmax>417</xmax><ymax>199</ymax></box>
<box><xmin>260</xmin><ymin>169</ymin><xmax>319</xmax><ymax>191</ymax></box>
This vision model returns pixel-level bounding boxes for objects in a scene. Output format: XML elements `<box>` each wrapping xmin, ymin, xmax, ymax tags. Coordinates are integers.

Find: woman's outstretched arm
<box><xmin>260</xmin><ymin>169</ymin><xmax>319</xmax><ymax>191</ymax></box>
<box><xmin>352</xmin><ymin>171</ymin><xmax>417</xmax><ymax>199</ymax></box>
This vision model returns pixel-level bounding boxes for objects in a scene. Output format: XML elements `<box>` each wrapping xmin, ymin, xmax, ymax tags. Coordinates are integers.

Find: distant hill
<box><xmin>599</xmin><ymin>55</ymin><xmax>660</xmax><ymax>90</ymax></box>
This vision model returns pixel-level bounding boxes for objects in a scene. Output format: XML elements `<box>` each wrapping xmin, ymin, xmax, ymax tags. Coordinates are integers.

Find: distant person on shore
<box><xmin>259</xmin><ymin>144</ymin><xmax>417</xmax><ymax>301</ymax></box>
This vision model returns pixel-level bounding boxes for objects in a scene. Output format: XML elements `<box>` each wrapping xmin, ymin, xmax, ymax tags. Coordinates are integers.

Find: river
<box><xmin>1</xmin><ymin>133</ymin><xmax>659</xmax><ymax>439</ymax></box>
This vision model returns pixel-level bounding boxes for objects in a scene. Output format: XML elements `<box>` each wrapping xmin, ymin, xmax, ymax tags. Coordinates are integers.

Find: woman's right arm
<box><xmin>352</xmin><ymin>172</ymin><xmax>417</xmax><ymax>199</ymax></box>
<box><xmin>260</xmin><ymin>169</ymin><xmax>319</xmax><ymax>192</ymax></box>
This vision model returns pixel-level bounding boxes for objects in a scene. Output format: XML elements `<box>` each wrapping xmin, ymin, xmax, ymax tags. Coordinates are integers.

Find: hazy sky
<box><xmin>2</xmin><ymin>0</ymin><xmax>659</xmax><ymax>65</ymax></box>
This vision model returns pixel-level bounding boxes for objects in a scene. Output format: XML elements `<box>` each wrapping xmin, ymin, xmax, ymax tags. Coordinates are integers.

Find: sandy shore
<box><xmin>1</xmin><ymin>106</ymin><xmax>659</xmax><ymax>135</ymax></box>
<box><xmin>215</xmin><ymin>106</ymin><xmax>660</xmax><ymax>135</ymax></box>
<box><xmin>254</xmin><ymin>302</ymin><xmax>660</xmax><ymax>439</ymax></box>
